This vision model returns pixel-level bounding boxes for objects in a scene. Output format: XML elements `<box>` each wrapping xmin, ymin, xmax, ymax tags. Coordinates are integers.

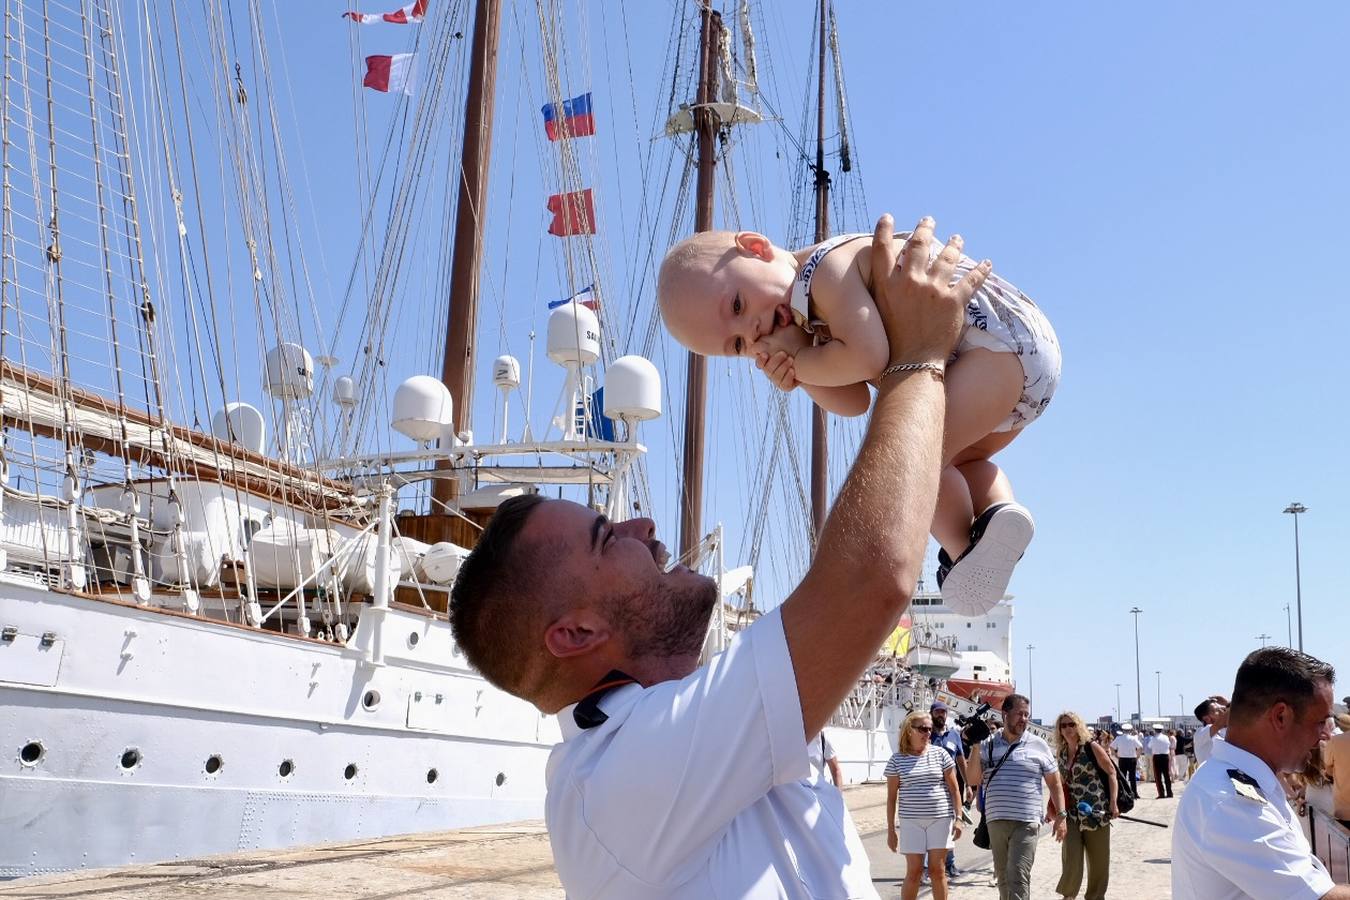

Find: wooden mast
<box><xmin>678</xmin><ymin>5</ymin><xmax>722</xmax><ymax>560</ymax></box>
<box><xmin>433</xmin><ymin>0</ymin><xmax>502</xmax><ymax>509</ymax></box>
<box><xmin>809</xmin><ymin>0</ymin><xmax>830</xmax><ymax>544</ymax></box>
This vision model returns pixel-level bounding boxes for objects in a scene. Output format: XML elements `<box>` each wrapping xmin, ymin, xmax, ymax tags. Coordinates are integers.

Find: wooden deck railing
<box><xmin>1310</xmin><ymin>805</ymin><xmax>1350</xmax><ymax>884</ymax></box>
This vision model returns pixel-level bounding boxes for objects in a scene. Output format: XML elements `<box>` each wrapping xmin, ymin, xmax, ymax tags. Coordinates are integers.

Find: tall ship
<box><xmin>0</xmin><ymin>0</ymin><xmax>942</xmax><ymax>878</ymax></box>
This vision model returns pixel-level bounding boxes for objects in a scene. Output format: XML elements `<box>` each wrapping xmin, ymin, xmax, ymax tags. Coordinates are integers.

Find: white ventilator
<box><xmin>210</xmin><ymin>402</ymin><xmax>267</xmax><ymax>455</ymax></box>
<box><xmin>546</xmin><ymin>301</ymin><xmax>600</xmax><ymax>441</ymax></box>
<box><xmin>493</xmin><ymin>355</ymin><xmax>521</xmax><ymax>442</ymax></box>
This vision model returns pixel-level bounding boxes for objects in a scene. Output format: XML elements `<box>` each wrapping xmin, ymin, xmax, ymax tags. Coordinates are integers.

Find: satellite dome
<box><xmin>211</xmin><ymin>402</ymin><xmax>266</xmax><ymax>454</ymax></box>
<box><xmin>604</xmin><ymin>355</ymin><xmax>662</xmax><ymax>421</ymax></box>
<box><xmin>546</xmin><ymin>301</ymin><xmax>600</xmax><ymax>367</ymax></box>
<box><xmin>332</xmin><ymin>376</ymin><xmax>357</xmax><ymax>408</ymax></box>
<box><xmin>391</xmin><ymin>376</ymin><xmax>454</xmax><ymax>443</ymax></box>
<box><xmin>263</xmin><ymin>343</ymin><xmax>314</xmax><ymax>400</ymax></box>
<box><xmin>493</xmin><ymin>355</ymin><xmax>521</xmax><ymax>390</ymax></box>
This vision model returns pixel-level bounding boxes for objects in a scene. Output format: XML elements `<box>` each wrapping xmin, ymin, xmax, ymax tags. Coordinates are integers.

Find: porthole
<box><xmin>344</xmin><ymin>763</ymin><xmax>358</xmax><ymax>780</ymax></box>
<box><xmin>495</xmin><ymin>772</ymin><xmax>506</xmax><ymax>787</ymax></box>
<box><xmin>426</xmin><ymin>768</ymin><xmax>439</xmax><ymax>784</ymax></box>
<box><xmin>362</xmin><ymin>690</ymin><xmax>381</xmax><ymax>710</ymax></box>
<box><xmin>204</xmin><ymin>754</ymin><xmax>224</xmax><ymax>775</ymax></box>
<box><xmin>19</xmin><ymin>741</ymin><xmax>44</xmax><ymax>766</ymax></box>
<box><xmin>120</xmin><ymin>748</ymin><xmax>142</xmax><ymax>770</ymax></box>
<box><xmin>278</xmin><ymin>759</ymin><xmax>295</xmax><ymax>778</ymax></box>
<box><xmin>408</xmin><ymin>632</ymin><xmax>420</xmax><ymax>648</ymax></box>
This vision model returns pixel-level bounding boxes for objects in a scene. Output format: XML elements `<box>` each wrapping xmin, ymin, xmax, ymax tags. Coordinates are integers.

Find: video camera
<box><xmin>956</xmin><ymin>702</ymin><xmax>997</xmax><ymax>745</ymax></box>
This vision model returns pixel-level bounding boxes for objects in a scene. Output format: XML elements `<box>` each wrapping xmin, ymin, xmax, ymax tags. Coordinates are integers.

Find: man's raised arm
<box><xmin>782</xmin><ymin>216</ymin><xmax>991</xmax><ymax>738</ymax></box>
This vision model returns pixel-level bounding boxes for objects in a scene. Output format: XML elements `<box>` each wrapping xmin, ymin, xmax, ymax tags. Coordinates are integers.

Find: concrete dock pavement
<box><xmin>0</xmin><ymin>783</ymin><xmax>1181</xmax><ymax>898</ymax></box>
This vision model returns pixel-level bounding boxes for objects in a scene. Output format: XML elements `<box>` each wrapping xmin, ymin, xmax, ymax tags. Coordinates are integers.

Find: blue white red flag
<box><xmin>541</xmin><ymin>93</ymin><xmax>595</xmax><ymax>141</ymax></box>
<box><xmin>344</xmin><ymin>0</ymin><xmax>427</xmax><ymax>23</ymax></box>
<box><xmin>547</xmin><ymin>284</ymin><xmax>599</xmax><ymax>311</ymax></box>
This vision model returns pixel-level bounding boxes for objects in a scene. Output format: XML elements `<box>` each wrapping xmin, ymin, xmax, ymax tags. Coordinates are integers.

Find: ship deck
<box><xmin>0</xmin><ymin>783</ymin><xmax>1182</xmax><ymax>898</ymax></box>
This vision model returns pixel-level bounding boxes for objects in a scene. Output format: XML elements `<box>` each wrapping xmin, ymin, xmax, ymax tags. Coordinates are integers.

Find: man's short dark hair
<box><xmin>1229</xmin><ymin>647</ymin><xmax>1335</xmax><ymax>725</ymax></box>
<box><xmin>1194</xmin><ymin>699</ymin><xmax>1217</xmax><ymax>720</ymax></box>
<box><xmin>449</xmin><ymin>494</ymin><xmax>555</xmax><ymax>697</ymax></box>
<box><xmin>1001</xmin><ymin>693</ymin><xmax>1030</xmax><ymax>714</ymax></box>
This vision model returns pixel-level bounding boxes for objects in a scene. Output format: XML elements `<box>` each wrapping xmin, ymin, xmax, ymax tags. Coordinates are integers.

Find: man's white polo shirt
<box><xmin>547</xmin><ymin>607</ymin><xmax>877</xmax><ymax>898</ymax></box>
<box><xmin>1172</xmin><ymin>738</ymin><xmax>1334</xmax><ymax>900</ymax></box>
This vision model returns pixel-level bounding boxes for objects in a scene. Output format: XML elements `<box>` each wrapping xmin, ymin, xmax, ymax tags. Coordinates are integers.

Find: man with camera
<box><xmin>967</xmin><ymin>694</ymin><xmax>1067</xmax><ymax>900</ymax></box>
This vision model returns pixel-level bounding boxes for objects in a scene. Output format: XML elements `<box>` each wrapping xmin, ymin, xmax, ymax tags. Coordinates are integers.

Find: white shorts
<box><xmin>898</xmin><ymin>816</ymin><xmax>955</xmax><ymax>854</ymax></box>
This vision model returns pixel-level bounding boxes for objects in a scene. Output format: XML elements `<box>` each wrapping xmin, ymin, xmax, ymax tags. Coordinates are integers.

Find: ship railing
<box><xmin>1310</xmin><ymin>805</ymin><xmax>1350</xmax><ymax>883</ymax></box>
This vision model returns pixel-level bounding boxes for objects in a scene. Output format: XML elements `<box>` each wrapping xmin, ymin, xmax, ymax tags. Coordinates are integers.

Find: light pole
<box><xmin>1155</xmin><ymin>670</ymin><xmax>1161</xmax><ymax>718</ymax></box>
<box><xmin>1283</xmin><ymin>502</ymin><xmax>1307</xmax><ymax>652</ymax></box>
<box><xmin>1283</xmin><ymin>603</ymin><xmax>1293</xmax><ymax>647</ymax></box>
<box><xmin>1256</xmin><ymin>633</ymin><xmax>1272</xmax><ymax>649</ymax></box>
<box><xmin>1115</xmin><ymin>683</ymin><xmax>1122</xmax><ymax>722</ymax></box>
<box><xmin>1179</xmin><ymin>693</ymin><xmax>1184</xmax><ymax>719</ymax></box>
<box><xmin>1026</xmin><ymin>644</ymin><xmax>1035</xmax><ymax>710</ymax></box>
<box><xmin>1130</xmin><ymin>607</ymin><xmax>1143</xmax><ymax>725</ymax></box>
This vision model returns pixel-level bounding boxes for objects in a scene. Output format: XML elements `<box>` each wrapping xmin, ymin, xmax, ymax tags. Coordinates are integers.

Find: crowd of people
<box><xmin>874</xmin><ymin>674</ymin><xmax>1349</xmax><ymax>900</ymax></box>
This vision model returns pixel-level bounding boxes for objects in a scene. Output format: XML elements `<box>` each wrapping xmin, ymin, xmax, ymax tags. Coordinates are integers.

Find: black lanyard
<box><xmin>572</xmin><ymin>670</ymin><xmax>639</xmax><ymax>729</ymax></box>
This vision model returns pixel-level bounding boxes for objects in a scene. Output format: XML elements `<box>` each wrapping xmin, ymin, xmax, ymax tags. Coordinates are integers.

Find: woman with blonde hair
<box><xmin>1052</xmin><ymin>711</ymin><xmax>1118</xmax><ymax>900</ymax></box>
<box><xmin>885</xmin><ymin>711</ymin><xmax>962</xmax><ymax>900</ymax></box>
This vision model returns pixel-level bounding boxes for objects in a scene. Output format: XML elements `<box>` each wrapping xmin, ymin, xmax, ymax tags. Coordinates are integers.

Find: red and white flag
<box><xmin>344</xmin><ymin>0</ymin><xmax>428</xmax><ymax>24</ymax></box>
<box><xmin>546</xmin><ymin>189</ymin><xmax>597</xmax><ymax>236</ymax></box>
<box><xmin>363</xmin><ymin>53</ymin><xmax>418</xmax><ymax>95</ymax></box>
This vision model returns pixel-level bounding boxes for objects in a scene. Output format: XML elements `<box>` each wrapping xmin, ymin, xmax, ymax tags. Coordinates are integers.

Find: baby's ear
<box><xmin>734</xmin><ymin>231</ymin><xmax>774</xmax><ymax>261</ymax></box>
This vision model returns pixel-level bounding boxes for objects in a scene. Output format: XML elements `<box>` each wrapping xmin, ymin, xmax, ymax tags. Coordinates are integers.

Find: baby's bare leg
<box><xmin>932</xmin><ymin>348</ymin><xmax>1024</xmax><ymax>558</ymax></box>
<box><xmin>958</xmin><ymin>459</ymin><xmax>1014</xmax><ymax>518</ymax></box>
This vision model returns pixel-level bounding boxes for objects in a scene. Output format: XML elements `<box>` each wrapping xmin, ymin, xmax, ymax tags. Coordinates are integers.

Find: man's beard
<box><xmin>606</xmin><ymin>575</ymin><xmax>718</xmax><ymax>660</ymax></box>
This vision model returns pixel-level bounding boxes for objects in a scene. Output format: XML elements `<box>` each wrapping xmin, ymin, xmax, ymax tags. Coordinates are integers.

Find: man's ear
<box><xmin>544</xmin><ymin>608</ymin><xmax>611</xmax><ymax>659</ymax></box>
<box><xmin>734</xmin><ymin>231</ymin><xmax>774</xmax><ymax>261</ymax></box>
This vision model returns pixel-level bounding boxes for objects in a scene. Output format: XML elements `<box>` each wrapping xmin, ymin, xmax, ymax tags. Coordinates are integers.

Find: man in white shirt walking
<box><xmin>1173</xmin><ymin>647</ymin><xmax>1347</xmax><ymax>900</ymax></box>
<box><xmin>1111</xmin><ymin>725</ymin><xmax>1143</xmax><ymax>794</ymax></box>
<box><xmin>448</xmin><ymin>217</ymin><xmax>991</xmax><ymax>899</ymax></box>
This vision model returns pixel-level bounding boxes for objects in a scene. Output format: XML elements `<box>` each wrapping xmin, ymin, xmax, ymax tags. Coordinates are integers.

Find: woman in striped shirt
<box><xmin>886</xmin><ymin>711</ymin><xmax>964</xmax><ymax>900</ymax></box>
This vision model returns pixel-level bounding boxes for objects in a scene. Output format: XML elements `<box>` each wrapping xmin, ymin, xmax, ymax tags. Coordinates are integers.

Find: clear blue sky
<box><xmin>258</xmin><ymin>1</ymin><xmax>1348</xmax><ymax>723</ymax></box>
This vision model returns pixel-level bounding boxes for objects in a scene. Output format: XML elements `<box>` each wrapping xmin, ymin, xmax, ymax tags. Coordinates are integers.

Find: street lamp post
<box><xmin>1256</xmin><ymin>633</ymin><xmax>1272</xmax><ymax>649</ymax></box>
<box><xmin>1156</xmin><ymin>670</ymin><xmax>1162</xmax><ymax>718</ymax></box>
<box><xmin>1179</xmin><ymin>693</ymin><xmax>1184</xmax><ymax>719</ymax></box>
<box><xmin>1130</xmin><ymin>607</ymin><xmax>1143</xmax><ymax>725</ymax></box>
<box><xmin>1115</xmin><ymin>683</ymin><xmax>1122</xmax><ymax>722</ymax></box>
<box><xmin>1283</xmin><ymin>502</ymin><xmax>1307</xmax><ymax>652</ymax></box>
<box><xmin>1026</xmin><ymin>644</ymin><xmax>1035</xmax><ymax>710</ymax></box>
<box><xmin>1283</xmin><ymin>604</ymin><xmax>1293</xmax><ymax>647</ymax></box>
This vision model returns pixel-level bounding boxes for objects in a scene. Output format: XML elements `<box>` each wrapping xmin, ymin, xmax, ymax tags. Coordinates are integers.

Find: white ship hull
<box><xmin>0</xmin><ymin>576</ymin><xmax>558</xmax><ymax>879</ymax></box>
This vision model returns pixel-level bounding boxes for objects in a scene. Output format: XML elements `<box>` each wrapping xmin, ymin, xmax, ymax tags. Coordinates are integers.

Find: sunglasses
<box><xmin>913</xmin><ymin>725</ymin><xmax>933</xmax><ymax>733</ymax></box>
<box><xmin>1058</xmin><ymin>723</ymin><xmax>1075</xmax><ymax>729</ymax></box>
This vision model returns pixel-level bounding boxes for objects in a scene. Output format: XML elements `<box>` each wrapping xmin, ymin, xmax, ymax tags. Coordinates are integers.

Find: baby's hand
<box><xmin>756</xmin><ymin>350</ymin><xmax>798</xmax><ymax>392</ymax></box>
<box><xmin>752</xmin><ymin>324</ymin><xmax>811</xmax><ymax>358</ymax></box>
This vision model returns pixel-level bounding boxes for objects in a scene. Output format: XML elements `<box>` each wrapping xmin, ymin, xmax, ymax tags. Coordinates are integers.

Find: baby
<box><xmin>657</xmin><ymin>219</ymin><xmax>1061</xmax><ymax>616</ymax></box>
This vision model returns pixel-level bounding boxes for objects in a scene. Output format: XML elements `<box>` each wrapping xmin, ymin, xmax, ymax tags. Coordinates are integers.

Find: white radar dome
<box><xmin>391</xmin><ymin>376</ymin><xmax>454</xmax><ymax>443</ymax></box>
<box><xmin>211</xmin><ymin>402</ymin><xmax>266</xmax><ymax>454</ymax></box>
<box><xmin>492</xmin><ymin>355</ymin><xmax>521</xmax><ymax>390</ymax></box>
<box><xmin>604</xmin><ymin>355</ymin><xmax>662</xmax><ymax>421</ymax></box>
<box><xmin>546</xmin><ymin>301</ymin><xmax>600</xmax><ymax>367</ymax></box>
<box><xmin>263</xmin><ymin>343</ymin><xmax>314</xmax><ymax>400</ymax></box>
<box><xmin>332</xmin><ymin>375</ymin><xmax>357</xmax><ymax>408</ymax></box>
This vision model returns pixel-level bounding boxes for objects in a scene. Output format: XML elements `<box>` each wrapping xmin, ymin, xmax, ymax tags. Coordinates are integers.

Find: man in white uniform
<box><xmin>1111</xmin><ymin>724</ymin><xmax>1142</xmax><ymax>793</ymax></box>
<box><xmin>1173</xmin><ymin>647</ymin><xmax>1348</xmax><ymax>900</ymax></box>
<box><xmin>449</xmin><ymin>217</ymin><xmax>991</xmax><ymax>898</ymax></box>
<box><xmin>1193</xmin><ymin>696</ymin><xmax>1229</xmax><ymax>765</ymax></box>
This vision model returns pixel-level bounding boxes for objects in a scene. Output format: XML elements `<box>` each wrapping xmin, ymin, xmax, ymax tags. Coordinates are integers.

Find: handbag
<box><xmin>1088</xmin><ymin>743</ymin><xmax>1136</xmax><ymax>815</ymax></box>
<box><xmin>972</xmin><ymin>739</ymin><xmax>1021</xmax><ymax>850</ymax></box>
